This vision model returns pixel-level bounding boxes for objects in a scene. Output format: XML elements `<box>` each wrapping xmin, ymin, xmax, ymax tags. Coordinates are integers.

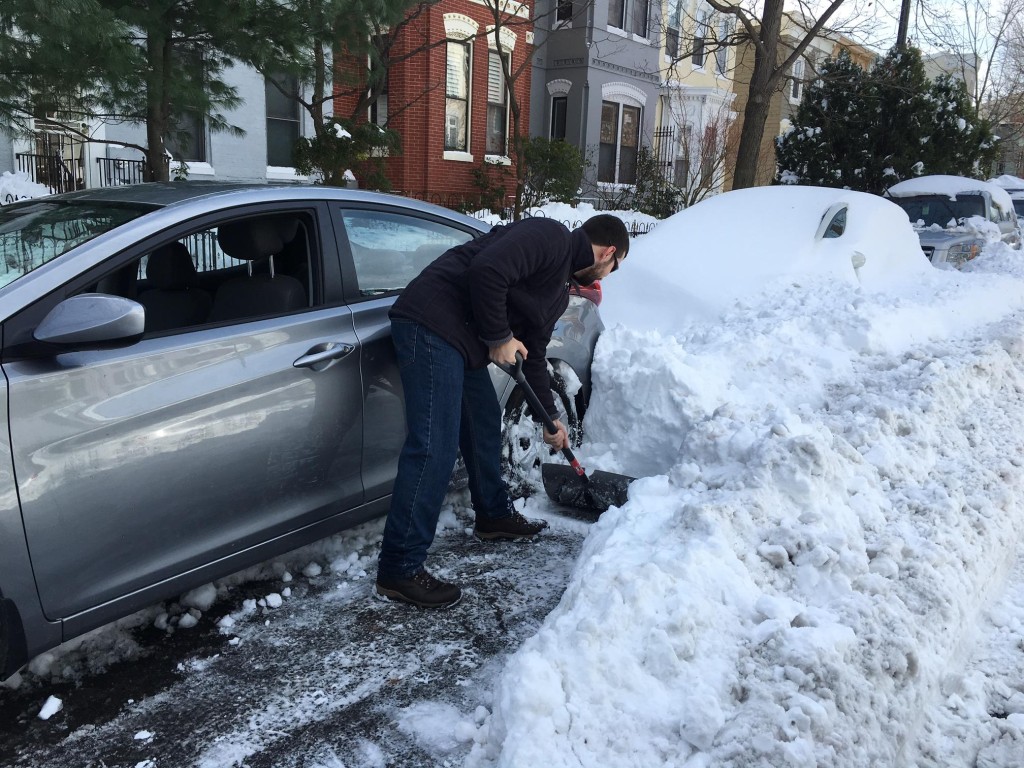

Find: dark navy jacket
<box><xmin>390</xmin><ymin>217</ymin><xmax>595</xmax><ymax>418</ymax></box>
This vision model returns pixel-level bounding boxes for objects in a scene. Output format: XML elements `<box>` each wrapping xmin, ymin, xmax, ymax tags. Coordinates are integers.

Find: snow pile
<box><xmin>0</xmin><ymin>170</ymin><xmax>51</xmax><ymax>204</ymax></box>
<box><xmin>467</xmin><ymin>187</ymin><xmax>1024</xmax><ymax>766</ymax></box>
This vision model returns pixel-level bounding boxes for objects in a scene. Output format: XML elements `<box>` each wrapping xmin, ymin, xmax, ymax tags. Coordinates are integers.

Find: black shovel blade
<box><xmin>541</xmin><ymin>464</ymin><xmax>634</xmax><ymax>513</ymax></box>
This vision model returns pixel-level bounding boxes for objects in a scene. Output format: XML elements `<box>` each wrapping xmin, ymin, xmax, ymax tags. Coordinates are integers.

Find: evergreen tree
<box><xmin>777</xmin><ymin>45</ymin><xmax>998</xmax><ymax>194</ymax></box>
<box><xmin>920</xmin><ymin>74</ymin><xmax>998</xmax><ymax>178</ymax></box>
<box><xmin>775</xmin><ymin>50</ymin><xmax>871</xmax><ymax>189</ymax></box>
<box><xmin>860</xmin><ymin>46</ymin><xmax>934</xmax><ymax>193</ymax></box>
<box><xmin>2</xmin><ymin>0</ymin><xmax>304</xmax><ymax>181</ymax></box>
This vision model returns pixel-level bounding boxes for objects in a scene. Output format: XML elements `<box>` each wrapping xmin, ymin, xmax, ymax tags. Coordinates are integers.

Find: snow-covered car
<box><xmin>0</xmin><ymin>183</ymin><xmax>605</xmax><ymax>680</ymax></box>
<box><xmin>599</xmin><ymin>185</ymin><xmax>929</xmax><ymax>329</ymax></box>
<box><xmin>885</xmin><ymin>175</ymin><xmax>1020</xmax><ymax>268</ymax></box>
<box><xmin>989</xmin><ymin>174</ymin><xmax>1024</xmax><ymax>219</ymax></box>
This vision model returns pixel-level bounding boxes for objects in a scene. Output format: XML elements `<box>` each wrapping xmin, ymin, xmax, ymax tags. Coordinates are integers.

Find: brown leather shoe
<box><xmin>474</xmin><ymin>510</ymin><xmax>549</xmax><ymax>541</ymax></box>
<box><xmin>375</xmin><ymin>569</ymin><xmax>462</xmax><ymax>608</ymax></box>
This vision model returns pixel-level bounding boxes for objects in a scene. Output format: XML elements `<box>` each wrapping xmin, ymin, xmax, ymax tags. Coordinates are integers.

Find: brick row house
<box><xmin>334</xmin><ymin>0</ymin><xmax>534</xmax><ymax>205</ymax></box>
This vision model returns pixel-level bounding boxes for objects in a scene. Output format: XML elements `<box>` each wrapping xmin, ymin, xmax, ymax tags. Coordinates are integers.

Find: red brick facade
<box><xmin>334</xmin><ymin>0</ymin><xmax>533</xmax><ymax>207</ymax></box>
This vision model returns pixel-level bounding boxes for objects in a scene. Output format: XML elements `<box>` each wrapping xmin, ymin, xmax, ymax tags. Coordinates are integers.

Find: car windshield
<box><xmin>0</xmin><ymin>201</ymin><xmax>149</xmax><ymax>290</ymax></box>
<box><xmin>891</xmin><ymin>193</ymin><xmax>986</xmax><ymax>228</ymax></box>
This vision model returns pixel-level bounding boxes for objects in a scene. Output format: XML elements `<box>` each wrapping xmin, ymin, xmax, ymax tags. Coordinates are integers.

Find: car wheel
<box><xmin>501</xmin><ymin>369</ymin><xmax>584</xmax><ymax>498</ymax></box>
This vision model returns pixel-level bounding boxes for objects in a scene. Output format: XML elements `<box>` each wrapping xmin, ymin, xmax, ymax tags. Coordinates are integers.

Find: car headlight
<box><xmin>947</xmin><ymin>241</ymin><xmax>981</xmax><ymax>259</ymax></box>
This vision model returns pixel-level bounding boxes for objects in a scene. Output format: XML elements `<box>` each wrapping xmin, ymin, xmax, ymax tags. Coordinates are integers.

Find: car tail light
<box><xmin>573</xmin><ymin>281</ymin><xmax>602</xmax><ymax>306</ymax></box>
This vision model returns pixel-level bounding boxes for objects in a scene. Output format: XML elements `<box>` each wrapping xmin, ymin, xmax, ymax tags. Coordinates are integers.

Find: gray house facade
<box><xmin>1</xmin><ymin>64</ymin><xmax>321</xmax><ymax>193</ymax></box>
<box><xmin>530</xmin><ymin>0</ymin><xmax>663</xmax><ymax>200</ymax></box>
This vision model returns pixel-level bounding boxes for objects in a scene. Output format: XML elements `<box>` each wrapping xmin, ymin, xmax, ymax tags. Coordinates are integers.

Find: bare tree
<box><xmin>657</xmin><ymin>98</ymin><xmax>736</xmax><ymax>206</ymax></box>
<box><xmin>918</xmin><ymin>0</ymin><xmax>1024</xmax><ymax>149</ymax></box>
<box><xmin>660</xmin><ymin>0</ymin><xmax>888</xmax><ymax>189</ymax></box>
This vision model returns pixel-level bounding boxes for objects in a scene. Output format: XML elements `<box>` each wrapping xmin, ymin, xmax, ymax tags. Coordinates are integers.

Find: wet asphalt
<box><xmin>0</xmin><ymin>519</ymin><xmax>587</xmax><ymax>768</ymax></box>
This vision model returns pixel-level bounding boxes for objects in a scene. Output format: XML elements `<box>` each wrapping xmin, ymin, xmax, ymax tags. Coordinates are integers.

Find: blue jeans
<box><xmin>378</xmin><ymin>319</ymin><xmax>512</xmax><ymax>580</ymax></box>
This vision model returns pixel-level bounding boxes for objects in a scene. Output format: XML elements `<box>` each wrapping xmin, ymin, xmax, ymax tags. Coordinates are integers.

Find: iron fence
<box><xmin>96</xmin><ymin>157</ymin><xmax>152</xmax><ymax>187</ymax></box>
<box><xmin>15</xmin><ymin>153</ymin><xmax>85</xmax><ymax>194</ymax></box>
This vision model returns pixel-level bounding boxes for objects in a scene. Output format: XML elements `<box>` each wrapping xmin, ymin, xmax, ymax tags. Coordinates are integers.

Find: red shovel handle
<box><xmin>499</xmin><ymin>353</ymin><xmax>585</xmax><ymax>476</ymax></box>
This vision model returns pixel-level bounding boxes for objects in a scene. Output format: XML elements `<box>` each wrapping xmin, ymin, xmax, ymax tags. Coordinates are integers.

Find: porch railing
<box><xmin>15</xmin><ymin>153</ymin><xmax>85</xmax><ymax>194</ymax></box>
<box><xmin>96</xmin><ymin>156</ymin><xmax>154</xmax><ymax>187</ymax></box>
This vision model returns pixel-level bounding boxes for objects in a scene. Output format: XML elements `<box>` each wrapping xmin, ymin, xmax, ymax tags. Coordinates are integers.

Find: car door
<box><xmin>328</xmin><ymin>203</ymin><xmax>479</xmax><ymax>500</ymax></box>
<box><xmin>1</xmin><ymin>202</ymin><xmax>366</xmax><ymax>622</ymax></box>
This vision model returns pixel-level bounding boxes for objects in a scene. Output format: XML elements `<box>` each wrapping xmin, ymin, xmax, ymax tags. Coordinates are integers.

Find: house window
<box><xmin>791</xmin><ymin>58</ymin><xmax>805</xmax><ymax>101</ymax></box>
<box><xmin>556</xmin><ymin>0</ymin><xmax>572</xmax><ymax>22</ymax></box>
<box><xmin>715</xmin><ymin>18</ymin><xmax>731</xmax><ymax>75</ymax></box>
<box><xmin>632</xmin><ymin>0</ymin><xmax>648</xmax><ymax>36</ymax></box>
<box><xmin>608</xmin><ymin>0</ymin><xmax>625</xmax><ymax>28</ymax></box>
<box><xmin>165</xmin><ymin>111</ymin><xmax>206</xmax><ymax>162</ymax></box>
<box><xmin>370</xmin><ymin>80</ymin><xmax>388</xmax><ymax>128</ymax></box>
<box><xmin>666</xmin><ymin>0</ymin><xmax>682</xmax><ymax>57</ymax></box>
<box><xmin>486</xmin><ymin>52</ymin><xmax>509</xmax><ymax>155</ymax></box>
<box><xmin>445</xmin><ymin>41</ymin><xmax>471</xmax><ymax>152</ymax></box>
<box><xmin>598</xmin><ymin>101</ymin><xmax>641</xmax><ymax>184</ymax></box>
<box><xmin>550</xmin><ymin>96</ymin><xmax>568</xmax><ymax>141</ymax></box>
<box><xmin>368</xmin><ymin>36</ymin><xmax>389</xmax><ymax>127</ymax></box>
<box><xmin>693</xmin><ymin>10</ymin><xmax>712</xmax><ymax>68</ymax></box>
<box><xmin>266</xmin><ymin>73</ymin><xmax>300</xmax><ymax>167</ymax></box>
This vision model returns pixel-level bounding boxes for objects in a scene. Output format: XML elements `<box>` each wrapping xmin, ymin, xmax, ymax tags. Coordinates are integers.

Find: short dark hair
<box><xmin>581</xmin><ymin>214</ymin><xmax>629</xmax><ymax>259</ymax></box>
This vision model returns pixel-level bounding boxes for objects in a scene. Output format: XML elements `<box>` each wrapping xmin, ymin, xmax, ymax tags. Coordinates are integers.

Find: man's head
<box><xmin>574</xmin><ymin>214</ymin><xmax>630</xmax><ymax>284</ymax></box>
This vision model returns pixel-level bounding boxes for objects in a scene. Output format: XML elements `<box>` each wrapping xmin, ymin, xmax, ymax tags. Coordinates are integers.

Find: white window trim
<box><xmin>172</xmin><ymin>160</ymin><xmax>215</xmax><ymax>177</ymax></box>
<box><xmin>266</xmin><ymin>165</ymin><xmax>310</xmax><ymax>180</ymax></box>
<box><xmin>790</xmin><ymin>58</ymin><xmax>805</xmax><ymax>103</ymax></box>
<box><xmin>601</xmin><ymin>81</ymin><xmax>647</xmax><ymax>107</ymax></box>
<box><xmin>469</xmin><ymin>0</ymin><xmax>529</xmax><ymax>19</ymax></box>
<box><xmin>444</xmin><ymin>34</ymin><xmax>473</xmax><ymax>155</ymax></box>
<box><xmin>443</xmin><ymin>13</ymin><xmax>479</xmax><ymax>39</ymax></box>
<box><xmin>486</xmin><ymin>24</ymin><xmax>517</xmax><ymax>51</ymax></box>
<box><xmin>547</xmin><ymin>79</ymin><xmax>572</xmax><ymax>97</ymax></box>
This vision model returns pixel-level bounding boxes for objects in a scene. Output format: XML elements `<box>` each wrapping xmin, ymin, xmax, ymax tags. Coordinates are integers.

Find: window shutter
<box><xmin>488</xmin><ymin>55</ymin><xmax>505</xmax><ymax>104</ymax></box>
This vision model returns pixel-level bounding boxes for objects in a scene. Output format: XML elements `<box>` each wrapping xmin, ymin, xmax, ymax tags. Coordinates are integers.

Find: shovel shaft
<box><xmin>499</xmin><ymin>353</ymin><xmax>585</xmax><ymax>477</ymax></box>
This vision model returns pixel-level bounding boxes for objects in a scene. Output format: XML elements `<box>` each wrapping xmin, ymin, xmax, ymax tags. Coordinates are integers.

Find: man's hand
<box><xmin>489</xmin><ymin>337</ymin><xmax>528</xmax><ymax>367</ymax></box>
<box><xmin>543</xmin><ymin>419</ymin><xmax>569</xmax><ymax>450</ymax></box>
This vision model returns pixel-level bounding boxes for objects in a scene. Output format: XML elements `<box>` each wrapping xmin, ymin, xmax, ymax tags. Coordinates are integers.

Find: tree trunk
<box><xmin>144</xmin><ymin>30</ymin><xmax>170</xmax><ymax>182</ymax></box>
<box><xmin>732</xmin><ymin>0</ymin><xmax>783</xmax><ymax>189</ymax></box>
<box><xmin>896</xmin><ymin>0</ymin><xmax>911</xmax><ymax>49</ymax></box>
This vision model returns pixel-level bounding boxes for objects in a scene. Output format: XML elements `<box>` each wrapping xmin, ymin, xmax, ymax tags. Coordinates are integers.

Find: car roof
<box><xmin>35</xmin><ymin>181</ymin><xmax>486</xmax><ymax>228</ymax></box>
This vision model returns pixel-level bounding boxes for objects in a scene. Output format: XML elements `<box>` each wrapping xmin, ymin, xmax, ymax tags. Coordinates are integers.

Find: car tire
<box><xmin>501</xmin><ymin>369</ymin><xmax>584</xmax><ymax>498</ymax></box>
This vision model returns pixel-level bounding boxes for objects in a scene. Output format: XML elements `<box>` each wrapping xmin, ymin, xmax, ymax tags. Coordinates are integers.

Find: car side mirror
<box><xmin>34</xmin><ymin>294</ymin><xmax>145</xmax><ymax>348</ymax></box>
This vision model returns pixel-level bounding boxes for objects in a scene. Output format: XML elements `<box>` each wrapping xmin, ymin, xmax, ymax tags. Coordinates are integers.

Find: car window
<box><xmin>338</xmin><ymin>210</ymin><xmax>473</xmax><ymax>296</ymax></box>
<box><xmin>822</xmin><ymin>207</ymin><xmax>847</xmax><ymax>238</ymax></box>
<box><xmin>892</xmin><ymin>194</ymin><xmax>985</xmax><ymax>227</ymax></box>
<box><xmin>0</xmin><ymin>201</ymin><xmax>151</xmax><ymax>290</ymax></box>
<box><xmin>1014</xmin><ymin>199</ymin><xmax>1024</xmax><ymax>218</ymax></box>
<box><xmin>88</xmin><ymin>211</ymin><xmax>318</xmax><ymax>335</ymax></box>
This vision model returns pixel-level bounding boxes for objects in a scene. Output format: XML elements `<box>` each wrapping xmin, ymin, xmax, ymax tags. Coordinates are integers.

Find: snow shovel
<box><xmin>500</xmin><ymin>353</ymin><xmax>634</xmax><ymax>513</ymax></box>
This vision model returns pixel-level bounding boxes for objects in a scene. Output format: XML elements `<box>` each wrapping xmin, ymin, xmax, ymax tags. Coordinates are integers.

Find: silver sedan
<box><xmin>0</xmin><ymin>183</ymin><xmax>604</xmax><ymax>678</ymax></box>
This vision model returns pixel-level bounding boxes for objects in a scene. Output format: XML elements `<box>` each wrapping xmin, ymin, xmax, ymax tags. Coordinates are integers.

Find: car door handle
<box><xmin>293</xmin><ymin>342</ymin><xmax>355</xmax><ymax>369</ymax></box>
